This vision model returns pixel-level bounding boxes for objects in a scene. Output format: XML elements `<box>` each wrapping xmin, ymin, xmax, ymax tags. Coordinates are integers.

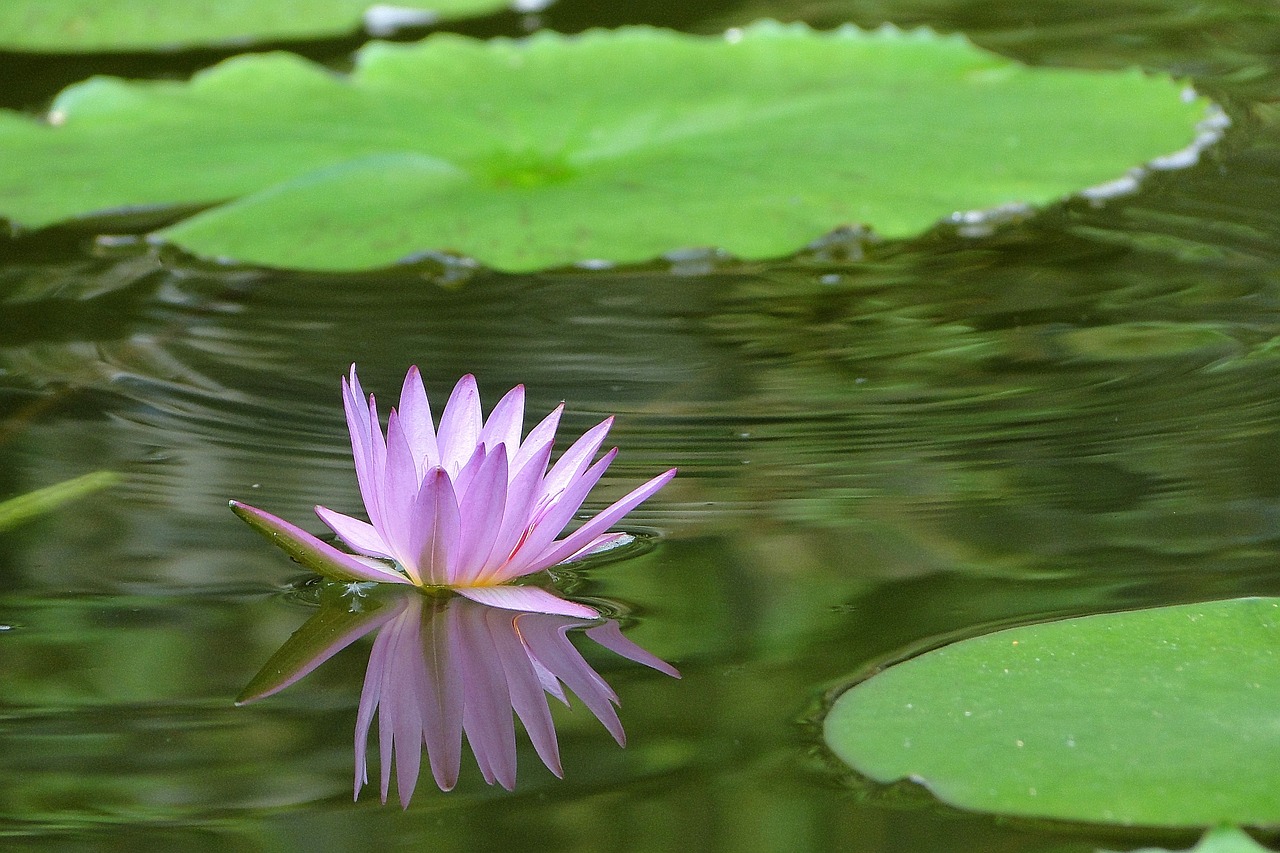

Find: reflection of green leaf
<box><xmin>1053</xmin><ymin>322</ymin><xmax>1241</xmax><ymax>362</ymax></box>
<box><xmin>237</xmin><ymin>587</ymin><xmax>401</xmax><ymax>704</ymax></box>
<box><xmin>0</xmin><ymin>24</ymin><xmax>1211</xmax><ymax>272</ymax></box>
<box><xmin>1105</xmin><ymin>826</ymin><xmax>1273</xmax><ymax>853</ymax></box>
<box><xmin>824</xmin><ymin>598</ymin><xmax>1280</xmax><ymax>827</ymax></box>
<box><xmin>0</xmin><ymin>470</ymin><xmax>119</xmax><ymax>532</ymax></box>
<box><xmin>0</xmin><ymin>0</ymin><xmax>516</xmax><ymax>52</ymax></box>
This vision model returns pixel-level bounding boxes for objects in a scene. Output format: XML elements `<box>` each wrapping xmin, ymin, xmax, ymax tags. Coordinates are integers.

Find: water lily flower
<box><xmin>231</xmin><ymin>365</ymin><xmax>676</xmax><ymax>618</ymax></box>
<box><xmin>237</xmin><ymin>588</ymin><xmax>680</xmax><ymax>803</ymax></box>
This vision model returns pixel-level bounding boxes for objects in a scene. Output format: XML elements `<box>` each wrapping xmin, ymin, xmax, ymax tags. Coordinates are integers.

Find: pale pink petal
<box><xmin>540</xmin><ymin>417</ymin><xmax>612</xmax><ymax>502</ymax></box>
<box><xmin>409</xmin><ymin>468</ymin><xmax>461</xmax><ymax>586</ymax></box>
<box><xmin>421</xmin><ymin>597</ymin><xmax>463</xmax><ymax>792</ymax></box>
<box><xmin>451</xmin><ymin>448</ymin><xmax>509</xmax><ymax>586</ymax></box>
<box><xmin>367</xmin><ymin>393</ymin><xmax>388</xmax><ymax>535</ymax></box>
<box><xmin>478</xmin><ymin>384</ymin><xmax>525</xmax><ymax>465</ymax></box>
<box><xmin>450</xmin><ymin>443</ymin><xmax>487</xmax><ymax>502</ymax></box>
<box><xmin>314</xmin><ymin>505</ymin><xmax>393</xmax><ymax>559</ymax></box>
<box><xmin>355</xmin><ymin>605</ymin><xmax>400</xmax><ymax>800</ymax></box>
<box><xmin>454</xmin><ymin>585</ymin><xmax>598</xmax><ymax>619</ymax></box>
<box><xmin>586</xmin><ymin>621</ymin><xmax>681</xmax><ymax>678</ymax></box>
<box><xmin>512</xmin><ymin>403</ymin><xmax>562</xmax><ymax>475</ymax></box>
<box><xmin>529</xmin><ymin>653</ymin><xmax>569</xmax><ymax>705</ymax></box>
<box><xmin>485</xmin><ymin>606</ymin><xmax>562</xmax><ymax>778</ymax></box>
<box><xmin>452</xmin><ymin>603</ymin><xmax>518</xmax><ymax>790</ymax></box>
<box><xmin>343</xmin><ymin>369</ymin><xmax>383</xmax><ymax>533</ymax></box>
<box><xmin>397</xmin><ymin>365</ymin><xmax>439</xmax><ymax>471</ymax></box>
<box><xmin>381</xmin><ymin>410</ymin><xmax>420</xmax><ymax>567</ymax></box>
<box><xmin>437</xmin><ymin>374</ymin><xmax>482</xmax><ymax>474</ymax></box>
<box><xmin>480</xmin><ymin>439</ymin><xmax>554</xmax><ymax>581</ymax></box>
<box><xmin>518</xmin><ymin>617</ymin><xmax>625</xmax><ymax>745</ymax></box>
<box><xmin>492</xmin><ymin>448</ymin><xmax>619</xmax><ymax>582</ymax></box>
<box><xmin>387</xmin><ymin>613</ymin><xmax>426</xmax><ymax>808</ymax></box>
<box><xmin>522</xmin><ymin>468</ymin><xmax>677</xmax><ymax>575</ymax></box>
<box><xmin>229</xmin><ymin>501</ymin><xmax>411</xmax><ymax>585</ymax></box>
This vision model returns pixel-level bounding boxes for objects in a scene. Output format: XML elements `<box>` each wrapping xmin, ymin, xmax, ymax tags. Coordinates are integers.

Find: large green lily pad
<box><xmin>0</xmin><ymin>24</ymin><xmax>1214</xmax><ymax>272</ymax></box>
<box><xmin>0</xmin><ymin>1</ymin><xmax>519</xmax><ymax>52</ymax></box>
<box><xmin>824</xmin><ymin>598</ymin><xmax>1280</xmax><ymax>827</ymax></box>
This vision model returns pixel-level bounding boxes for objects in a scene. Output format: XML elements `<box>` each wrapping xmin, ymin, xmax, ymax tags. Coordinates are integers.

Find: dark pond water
<box><xmin>5</xmin><ymin>0</ymin><xmax>1280</xmax><ymax>850</ymax></box>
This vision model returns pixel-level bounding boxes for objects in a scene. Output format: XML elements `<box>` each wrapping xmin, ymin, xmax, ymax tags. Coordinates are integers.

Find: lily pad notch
<box><xmin>0</xmin><ymin>23</ymin><xmax>1224</xmax><ymax>272</ymax></box>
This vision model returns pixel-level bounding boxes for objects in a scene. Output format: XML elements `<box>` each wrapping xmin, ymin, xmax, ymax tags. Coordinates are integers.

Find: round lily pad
<box><xmin>0</xmin><ymin>23</ymin><xmax>1215</xmax><ymax>272</ymax></box>
<box><xmin>0</xmin><ymin>1</ymin><xmax>521</xmax><ymax>52</ymax></box>
<box><xmin>824</xmin><ymin>598</ymin><xmax>1280</xmax><ymax>827</ymax></box>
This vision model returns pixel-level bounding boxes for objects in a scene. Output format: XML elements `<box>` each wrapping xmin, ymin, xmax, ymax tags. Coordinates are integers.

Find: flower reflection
<box><xmin>238</xmin><ymin>587</ymin><xmax>679</xmax><ymax>806</ymax></box>
<box><xmin>231</xmin><ymin>366</ymin><xmax>677</xmax><ymax>618</ymax></box>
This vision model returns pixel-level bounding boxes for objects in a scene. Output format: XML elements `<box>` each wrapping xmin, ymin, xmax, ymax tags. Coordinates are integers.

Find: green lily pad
<box><xmin>0</xmin><ymin>24</ymin><xmax>1214</xmax><ymax>272</ymax></box>
<box><xmin>824</xmin><ymin>598</ymin><xmax>1280</xmax><ymax>827</ymax></box>
<box><xmin>0</xmin><ymin>1</ymin><xmax>520</xmax><ymax>53</ymax></box>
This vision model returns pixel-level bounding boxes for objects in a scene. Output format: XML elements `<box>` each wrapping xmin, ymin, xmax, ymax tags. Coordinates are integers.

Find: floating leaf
<box><xmin>824</xmin><ymin>598</ymin><xmax>1280</xmax><ymax>827</ymax></box>
<box><xmin>0</xmin><ymin>470</ymin><xmax>119</xmax><ymax>532</ymax></box>
<box><xmin>0</xmin><ymin>1</ymin><xmax>521</xmax><ymax>52</ymax></box>
<box><xmin>0</xmin><ymin>24</ymin><xmax>1215</xmax><ymax>272</ymax></box>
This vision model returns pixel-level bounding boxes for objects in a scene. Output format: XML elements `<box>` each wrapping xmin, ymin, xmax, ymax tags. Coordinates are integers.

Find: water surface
<box><xmin>4</xmin><ymin>0</ymin><xmax>1280</xmax><ymax>850</ymax></box>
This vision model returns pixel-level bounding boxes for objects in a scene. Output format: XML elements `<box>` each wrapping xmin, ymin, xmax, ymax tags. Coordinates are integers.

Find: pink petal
<box><xmin>517</xmin><ymin>617</ymin><xmax>625</xmax><ymax>745</ymax></box>
<box><xmin>367</xmin><ymin>393</ymin><xmax>389</xmax><ymax>533</ymax></box>
<box><xmin>450</xmin><ymin>443</ymin><xmax>488</xmax><ymax>502</ymax></box>
<box><xmin>437</xmin><ymin>374</ymin><xmax>482</xmax><ymax>474</ymax></box>
<box><xmin>420</xmin><ymin>596</ymin><xmax>464</xmax><ymax>792</ymax></box>
<box><xmin>478</xmin><ymin>384</ymin><xmax>525</xmax><ymax>465</ymax></box>
<box><xmin>540</xmin><ymin>417</ymin><xmax>612</xmax><ymax>503</ymax></box>
<box><xmin>492</xmin><ymin>448</ymin><xmax>618</xmax><ymax>582</ymax></box>
<box><xmin>314</xmin><ymin>505</ymin><xmax>392</xmax><ymax>559</ymax></box>
<box><xmin>454</xmin><ymin>585</ymin><xmax>598</xmax><ymax>619</ymax></box>
<box><xmin>512</xmin><ymin>404</ymin><xmax>562</xmax><ymax>475</ymax></box>
<box><xmin>381</xmin><ymin>410</ymin><xmax>420</xmax><ymax>566</ymax></box>
<box><xmin>451</xmin><ymin>448</ymin><xmax>509</xmax><ymax>586</ymax></box>
<box><xmin>409</xmin><ymin>468</ymin><xmax>461</xmax><ymax>586</ymax></box>
<box><xmin>343</xmin><ymin>369</ymin><xmax>383</xmax><ymax>534</ymax></box>
<box><xmin>586</xmin><ymin>621</ymin><xmax>681</xmax><ymax>678</ymax></box>
<box><xmin>481</xmin><ymin>438</ymin><xmax>554</xmax><ymax>581</ymax></box>
<box><xmin>523</xmin><ymin>467</ymin><xmax>677</xmax><ymax>574</ymax></box>
<box><xmin>451</xmin><ymin>603</ymin><xmax>518</xmax><ymax>790</ymax></box>
<box><xmin>483</xmin><ymin>605</ymin><xmax>562</xmax><ymax>778</ymax></box>
<box><xmin>229</xmin><ymin>501</ymin><xmax>411</xmax><ymax>585</ymax></box>
<box><xmin>397</xmin><ymin>365</ymin><xmax>440</xmax><ymax>471</ymax></box>
<box><xmin>354</xmin><ymin>620</ymin><xmax>391</xmax><ymax>799</ymax></box>
<box><xmin>387</xmin><ymin>614</ymin><xmax>427</xmax><ymax>808</ymax></box>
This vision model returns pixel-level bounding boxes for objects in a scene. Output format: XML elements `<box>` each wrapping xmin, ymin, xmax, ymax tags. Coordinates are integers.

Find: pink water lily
<box><xmin>231</xmin><ymin>365</ymin><xmax>676</xmax><ymax>618</ymax></box>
